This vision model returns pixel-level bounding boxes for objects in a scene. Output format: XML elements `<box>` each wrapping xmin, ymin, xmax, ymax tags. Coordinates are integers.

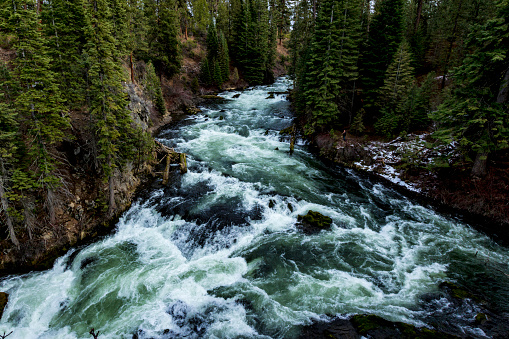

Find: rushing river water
<box><xmin>1</xmin><ymin>77</ymin><xmax>509</xmax><ymax>338</ymax></box>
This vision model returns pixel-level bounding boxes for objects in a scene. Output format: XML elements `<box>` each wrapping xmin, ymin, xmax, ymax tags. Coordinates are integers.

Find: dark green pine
<box><xmin>430</xmin><ymin>0</ymin><xmax>509</xmax><ymax>177</ymax></box>
<box><xmin>301</xmin><ymin>0</ymin><xmax>344</xmax><ymax>132</ymax></box>
<box><xmin>145</xmin><ymin>0</ymin><xmax>181</xmax><ymax>78</ymax></box>
<box><xmin>8</xmin><ymin>0</ymin><xmax>70</xmax><ymax>223</ymax></box>
<box><xmin>219</xmin><ymin>31</ymin><xmax>230</xmax><ymax>83</ymax></box>
<box><xmin>359</xmin><ymin>0</ymin><xmax>404</xmax><ymax>117</ymax></box>
<box><xmin>41</xmin><ymin>0</ymin><xmax>89</xmax><ymax>108</ymax></box>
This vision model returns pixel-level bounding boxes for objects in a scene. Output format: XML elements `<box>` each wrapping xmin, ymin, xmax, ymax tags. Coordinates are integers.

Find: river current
<box><xmin>1</xmin><ymin>77</ymin><xmax>509</xmax><ymax>338</ymax></box>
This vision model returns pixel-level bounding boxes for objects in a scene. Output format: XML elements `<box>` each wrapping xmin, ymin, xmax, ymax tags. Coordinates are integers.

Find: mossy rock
<box><xmin>201</xmin><ymin>95</ymin><xmax>225</xmax><ymax>100</ymax></box>
<box><xmin>439</xmin><ymin>281</ymin><xmax>483</xmax><ymax>303</ymax></box>
<box><xmin>184</xmin><ymin>106</ymin><xmax>202</xmax><ymax>115</ymax></box>
<box><xmin>232</xmin><ymin>93</ymin><xmax>241</xmax><ymax>98</ymax></box>
<box><xmin>266</xmin><ymin>93</ymin><xmax>275</xmax><ymax>99</ymax></box>
<box><xmin>279</xmin><ymin>126</ymin><xmax>294</xmax><ymax>135</ymax></box>
<box><xmin>297</xmin><ymin>210</ymin><xmax>332</xmax><ymax>234</ymax></box>
<box><xmin>351</xmin><ymin>314</ymin><xmax>458</xmax><ymax>339</ymax></box>
<box><xmin>475</xmin><ymin>313</ymin><xmax>488</xmax><ymax>325</ymax></box>
<box><xmin>0</xmin><ymin>292</ymin><xmax>8</xmax><ymax>320</ymax></box>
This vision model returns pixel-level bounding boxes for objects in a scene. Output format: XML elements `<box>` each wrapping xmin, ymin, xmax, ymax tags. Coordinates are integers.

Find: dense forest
<box><xmin>290</xmin><ymin>0</ymin><xmax>508</xmax><ymax>179</ymax></box>
<box><xmin>0</xmin><ymin>0</ymin><xmax>508</xmax><ymax>252</ymax></box>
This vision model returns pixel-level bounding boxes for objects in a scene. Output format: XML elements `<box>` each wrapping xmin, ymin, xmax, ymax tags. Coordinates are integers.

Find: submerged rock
<box><xmin>297</xmin><ymin>210</ymin><xmax>332</xmax><ymax>234</ymax></box>
<box><xmin>300</xmin><ymin>314</ymin><xmax>459</xmax><ymax>339</ymax></box>
<box><xmin>201</xmin><ymin>95</ymin><xmax>225</xmax><ymax>100</ymax></box>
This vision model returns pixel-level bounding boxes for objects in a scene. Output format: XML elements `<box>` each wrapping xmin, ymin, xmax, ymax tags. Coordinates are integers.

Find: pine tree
<box><xmin>427</xmin><ymin>0</ymin><xmax>495</xmax><ymax>89</ymax></box>
<box><xmin>375</xmin><ymin>41</ymin><xmax>416</xmax><ymax>137</ymax></box>
<box><xmin>191</xmin><ymin>0</ymin><xmax>209</xmax><ymax>35</ymax></box>
<box><xmin>145</xmin><ymin>0</ymin><xmax>181</xmax><ymax>78</ymax></box>
<box><xmin>41</xmin><ymin>0</ymin><xmax>89</xmax><ymax>108</ymax></box>
<box><xmin>230</xmin><ymin>0</ymin><xmax>249</xmax><ymax>70</ymax></box>
<box><xmin>242</xmin><ymin>0</ymin><xmax>270</xmax><ymax>84</ymax></box>
<box><xmin>85</xmin><ymin>0</ymin><xmax>133</xmax><ymax>215</ymax></box>
<box><xmin>144</xmin><ymin>62</ymin><xmax>166</xmax><ymax>114</ymax></box>
<box><xmin>200</xmin><ymin>57</ymin><xmax>212</xmax><ymax>85</ymax></box>
<box><xmin>300</xmin><ymin>0</ymin><xmax>363</xmax><ymax>132</ymax></box>
<box><xmin>289</xmin><ymin>0</ymin><xmax>315</xmax><ymax>111</ymax></box>
<box><xmin>430</xmin><ymin>0</ymin><xmax>509</xmax><ymax>176</ymax></box>
<box><xmin>8</xmin><ymin>0</ymin><xmax>70</xmax><ymax>224</ymax></box>
<box><xmin>0</xmin><ymin>62</ymin><xmax>20</xmax><ymax>246</ymax></box>
<box><xmin>359</xmin><ymin>0</ymin><xmax>404</xmax><ymax>119</ymax></box>
<box><xmin>219</xmin><ymin>31</ymin><xmax>230</xmax><ymax>82</ymax></box>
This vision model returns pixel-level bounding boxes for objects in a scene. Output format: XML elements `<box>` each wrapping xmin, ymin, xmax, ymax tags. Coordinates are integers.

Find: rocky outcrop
<box><xmin>300</xmin><ymin>314</ymin><xmax>459</xmax><ymax>339</ymax></box>
<box><xmin>0</xmin><ymin>82</ymin><xmax>164</xmax><ymax>276</ymax></box>
<box><xmin>125</xmin><ymin>83</ymin><xmax>154</xmax><ymax>130</ymax></box>
<box><xmin>297</xmin><ymin>210</ymin><xmax>332</xmax><ymax>234</ymax></box>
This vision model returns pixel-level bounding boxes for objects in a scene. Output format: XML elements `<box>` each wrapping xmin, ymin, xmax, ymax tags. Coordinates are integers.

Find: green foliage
<box><xmin>200</xmin><ymin>57</ymin><xmax>212</xmax><ymax>85</ymax></box>
<box><xmin>229</xmin><ymin>0</ymin><xmax>274</xmax><ymax>85</ymax></box>
<box><xmin>375</xmin><ymin>41</ymin><xmax>416</xmax><ymax>137</ymax></box>
<box><xmin>8</xmin><ymin>1</ymin><xmax>70</xmax><ymax>189</ymax></box>
<box><xmin>144</xmin><ymin>62</ymin><xmax>166</xmax><ymax>115</ymax></box>
<box><xmin>298</xmin><ymin>0</ymin><xmax>363</xmax><ymax>130</ymax></box>
<box><xmin>191</xmin><ymin>77</ymin><xmax>200</xmax><ymax>93</ymax></box>
<box><xmin>41</xmin><ymin>0</ymin><xmax>89</xmax><ymax>108</ymax></box>
<box><xmin>201</xmin><ymin>21</ymin><xmax>230</xmax><ymax>87</ymax></box>
<box><xmin>430</xmin><ymin>0</ymin><xmax>509</xmax><ymax>168</ymax></box>
<box><xmin>190</xmin><ymin>0</ymin><xmax>209</xmax><ymax>35</ymax></box>
<box><xmin>359</xmin><ymin>0</ymin><xmax>405</xmax><ymax>116</ymax></box>
<box><xmin>350</xmin><ymin>109</ymin><xmax>366</xmax><ymax>135</ymax></box>
<box><xmin>145</xmin><ymin>0</ymin><xmax>181</xmax><ymax>78</ymax></box>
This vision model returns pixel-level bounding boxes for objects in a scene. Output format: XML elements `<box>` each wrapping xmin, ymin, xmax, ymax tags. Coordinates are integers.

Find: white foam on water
<box><xmin>2</xmin><ymin>77</ymin><xmax>509</xmax><ymax>338</ymax></box>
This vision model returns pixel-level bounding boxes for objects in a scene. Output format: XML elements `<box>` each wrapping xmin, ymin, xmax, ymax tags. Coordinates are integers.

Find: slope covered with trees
<box><xmin>0</xmin><ymin>0</ymin><xmax>288</xmax><ymax>267</ymax></box>
<box><xmin>0</xmin><ymin>0</ymin><xmax>507</xmax><ymax>267</ymax></box>
<box><xmin>290</xmin><ymin>0</ymin><xmax>508</xmax><ymax>179</ymax></box>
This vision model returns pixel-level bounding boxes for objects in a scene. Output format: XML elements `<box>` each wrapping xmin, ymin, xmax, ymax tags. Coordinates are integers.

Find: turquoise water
<box><xmin>0</xmin><ymin>77</ymin><xmax>508</xmax><ymax>338</ymax></box>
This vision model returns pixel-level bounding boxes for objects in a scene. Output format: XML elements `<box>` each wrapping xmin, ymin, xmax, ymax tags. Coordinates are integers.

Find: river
<box><xmin>1</xmin><ymin>77</ymin><xmax>508</xmax><ymax>338</ymax></box>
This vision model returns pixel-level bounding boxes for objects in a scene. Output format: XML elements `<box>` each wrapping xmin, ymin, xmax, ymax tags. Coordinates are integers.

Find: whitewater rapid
<box><xmin>0</xmin><ymin>77</ymin><xmax>508</xmax><ymax>338</ymax></box>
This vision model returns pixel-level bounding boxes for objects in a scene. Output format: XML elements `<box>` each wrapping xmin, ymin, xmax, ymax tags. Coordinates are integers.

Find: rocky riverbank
<box><xmin>311</xmin><ymin>131</ymin><xmax>509</xmax><ymax>246</ymax></box>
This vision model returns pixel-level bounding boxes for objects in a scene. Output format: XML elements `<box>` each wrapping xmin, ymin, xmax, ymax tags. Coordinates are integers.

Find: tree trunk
<box><xmin>471</xmin><ymin>151</ymin><xmax>488</xmax><ymax>177</ymax></box>
<box><xmin>108</xmin><ymin>174</ymin><xmax>116</xmax><ymax>216</ymax></box>
<box><xmin>130</xmin><ymin>52</ymin><xmax>135</xmax><ymax>83</ymax></box>
<box><xmin>46</xmin><ymin>188</ymin><xmax>56</xmax><ymax>225</ymax></box>
<box><xmin>441</xmin><ymin>0</ymin><xmax>463</xmax><ymax>89</ymax></box>
<box><xmin>0</xmin><ymin>175</ymin><xmax>19</xmax><ymax>248</ymax></box>
<box><xmin>414</xmin><ymin>0</ymin><xmax>423</xmax><ymax>32</ymax></box>
<box><xmin>497</xmin><ymin>66</ymin><xmax>509</xmax><ymax>104</ymax></box>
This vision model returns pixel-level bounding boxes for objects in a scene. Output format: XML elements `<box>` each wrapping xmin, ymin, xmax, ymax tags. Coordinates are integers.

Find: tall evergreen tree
<box><xmin>289</xmin><ymin>0</ymin><xmax>316</xmax><ymax>102</ymax></box>
<box><xmin>375</xmin><ymin>41</ymin><xmax>416</xmax><ymax>137</ymax></box>
<box><xmin>359</xmin><ymin>0</ymin><xmax>404</xmax><ymax>119</ymax></box>
<box><xmin>85</xmin><ymin>0</ymin><xmax>133</xmax><ymax>215</ymax></box>
<box><xmin>191</xmin><ymin>0</ymin><xmax>209</xmax><ymax>35</ymax></box>
<box><xmin>219</xmin><ymin>30</ymin><xmax>230</xmax><ymax>82</ymax></box>
<box><xmin>145</xmin><ymin>0</ymin><xmax>181</xmax><ymax>78</ymax></box>
<box><xmin>230</xmin><ymin>0</ymin><xmax>249</xmax><ymax>69</ymax></box>
<box><xmin>299</xmin><ymin>0</ymin><xmax>362</xmax><ymax>132</ymax></box>
<box><xmin>8</xmin><ymin>0</ymin><xmax>70</xmax><ymax>224</ymax></box>
<box><xmin>430</xmin><ymin>0</ymin><xmax>509</xmax><ymax>177</ymax></box>
<box><xmin>41</xmin><ymin>0</ymin><xmax>89</xmax><ymax>108</ymax></box>
<box><xmin>0</xmin><ymin>62</ymin><xmax>20</xmax><ymax>246</ymax></box>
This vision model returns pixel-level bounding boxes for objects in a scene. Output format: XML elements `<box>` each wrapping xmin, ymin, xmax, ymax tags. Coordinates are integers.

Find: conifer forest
<box><xmin>0</xmin><ymin>0</ymin><xmax>508</xmax><ymax>337</ymax></box>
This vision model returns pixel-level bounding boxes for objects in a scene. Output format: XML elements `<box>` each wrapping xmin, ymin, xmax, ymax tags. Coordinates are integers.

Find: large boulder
<box><xmin>297</xmin><ymin>210</ymin><xmax>332</xmax><ymax>234</ymax></box>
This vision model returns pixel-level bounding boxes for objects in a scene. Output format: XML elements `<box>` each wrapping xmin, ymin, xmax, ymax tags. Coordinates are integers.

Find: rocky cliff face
<box><xmin>0</xmin><ymin>83</ymin><xmax>162</xmax><ymax>276</ymax></box>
